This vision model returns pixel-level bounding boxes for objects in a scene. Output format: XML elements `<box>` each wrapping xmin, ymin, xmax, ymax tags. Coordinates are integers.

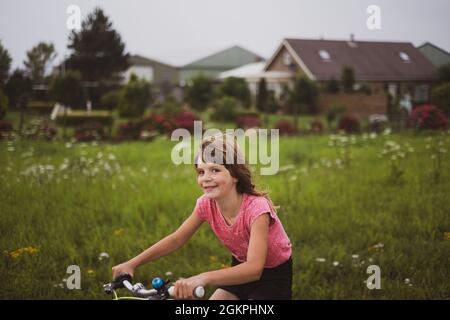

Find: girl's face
<box><xmin>196</xmin><ymin>160</ymin><xmax>238</xmax><ymax>200</ymax></box>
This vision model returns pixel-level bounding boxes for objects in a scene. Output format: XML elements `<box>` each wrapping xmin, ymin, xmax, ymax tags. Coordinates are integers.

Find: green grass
<box><xmin>1</xmin><ymin>130</ymin><xmax>449</xmax><ymax>299</ymax></box>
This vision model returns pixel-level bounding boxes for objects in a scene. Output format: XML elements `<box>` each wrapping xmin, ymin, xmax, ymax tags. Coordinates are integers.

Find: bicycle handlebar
<box><xmin>103</xmin><ymin>272</ymin><xmax>205</xmax><ymax>299</ymax></box>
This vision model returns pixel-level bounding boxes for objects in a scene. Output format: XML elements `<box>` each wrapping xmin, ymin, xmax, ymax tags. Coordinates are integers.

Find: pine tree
<box><xmin>66</xmin><ymin>8</ymin><xmax>129</xmax><ymax>83</ymax></box>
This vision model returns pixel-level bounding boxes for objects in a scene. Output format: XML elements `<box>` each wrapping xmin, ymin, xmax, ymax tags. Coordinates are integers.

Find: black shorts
<box><xmin>217</xmin><ymin>256</ymin><xmax>293</xmax><ymax>300</ymax></box>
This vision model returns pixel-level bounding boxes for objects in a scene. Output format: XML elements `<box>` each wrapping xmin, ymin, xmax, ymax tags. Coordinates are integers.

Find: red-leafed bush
<box><xmin>310</xmin><ymin>119</ymin><xmax>324</xmax><ymax>133</ymax></box>
<box><xmin>40</xmin><ymin>122</ymin><xmax>57</xmax><ymax>141</ymax></box>
<box><xmin>274</xmin><ymin>119</ymin><xmax>296</xmax><ymax>135</ymax></box>
<box><xmin>408</xmin><ymin>104</ymin><xmax>448</xmax><ymax>130</ymax></box>
<box><xmin>74</xmin><ymin>122</ymin><xmax>105</xmax><ymax>142</ymax></box>
<box><xmin>236</xmin><ymin>116</ymin><xmax>261</xmax><ymax>129</ymax></box>
<box><xmin>0</xmin><ymin>120</ymin><xmax>13</xmax><ymax>132</ymax></box>
<box><xmin>173</xmin><ymin>111</ymin><xmax>198</xmax><ymax>132</ymax></box>
<box><xmin>116</xmin><ymin>121</ymin><xmax>142</xmax><ymax>141</ymax></box>
<box><xmin>115</xmin><ymin>110</ymin><xmax>200</xmax><ymax>141</ymax></box>
<box><xmin>338</xmin><ymin>115</ymin><xmax>360</xmax><ymax>133</ymax></box>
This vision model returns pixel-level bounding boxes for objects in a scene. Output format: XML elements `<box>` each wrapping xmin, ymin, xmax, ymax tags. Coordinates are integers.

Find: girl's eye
<box><xmin>198</xmin><ymin>170</ymin><xmax>204</xmax><ymax>175</ymax></box>
<box><xmin>212</xmin><ymin>169</ymin><xmax>220</xmax><ymax>173</ymax></box>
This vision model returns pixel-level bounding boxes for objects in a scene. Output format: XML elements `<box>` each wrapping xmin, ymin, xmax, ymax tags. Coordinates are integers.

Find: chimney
<box><xmin>348</xmin><ymin>33</ymin><xmax>357</xmax><ymax>48</ymax></box>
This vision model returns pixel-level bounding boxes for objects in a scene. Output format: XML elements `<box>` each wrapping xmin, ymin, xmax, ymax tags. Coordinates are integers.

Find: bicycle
<box><xmin>103</xmin><ymin>272</ymin><xmax>205</xmax><ymax>300</ymax></box>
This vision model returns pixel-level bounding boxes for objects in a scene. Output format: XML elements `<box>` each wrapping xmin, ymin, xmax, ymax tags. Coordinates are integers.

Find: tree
<box><xmin>326</xmin><ymin>77</ymin><xmax>340</xmax><ymax>93</ymax></box>
<box><xmin>0</xmin><ymin>40</ymin><xmax>12</xmax><ymax>88</ymax></box>
<box><xmin>279</xmin><ymin>83</ymin><xmax>292</xmax><ymax>114</ymax></box>
<box><xmin>24</xmin><ymin>42</ymin><xmax>57</xmax><ymax>83</ymax></box>
<box><xmin>432</xmin><ymin>82</ymin><xmax>450</xmax><ymax>116</ymax></box>
<box><xmin>49</xmin><ymin>71</ymin><xmax>87</xmax><ymax>138</ymax></box>
<box><xmin>341</xmin><ymin>65</ymin><xmax>355</xmax><ymax>93</ymax></box>
<box><xmin>5</xmin><ymin>69</ymin><xmax>32</xmax><ymax>108</ymax></box>
<box><xmin>4</xmin><ymin>69</ymin><xmax>32</xmax><ymax>132</ymax></box>
<box><xmin>437</xmin><ymin>62</ymin><xmax>450</xmax><ymax>83</ymax></box>
<box><xmin>0</xmin><ymin>89</ymin><xmax>8</xmax><ymax>120</ymax></box>
<box><xmin>50</xmin><ymin>71</ymin><xmax>86</xmax><ymax>107</ymax></box>
<box><xmin>66</xmin><ymin>8</ymin><xmax>129</xmax><ymax>83</ymax></box>
<box><xmin>256</xmin><ymin>78</ymin><xmax>269</xmax><ymax>125</ymax></box>
<box><xmin>210</xmin><ymin>96</ymin><xmax>240</xmax><ymax>122</ymax></box>
<box><xmin>290</xmin><ymin>74</ymin><xmax>319</xmax><ymax>131</ymax></box>
<box><xmin>219</xmin><ymin>77</ymin><xmax>251</xmax><ymax>109</ymax></box>
<box><xmin>185</xmin><ymin>74</ymin><xmax>213</xmax><ymax>112</ymax></box>
<box><xmin>118</xmin><ymin>74</ymin><xmax>151</xmax><ymax>118</ymax></box>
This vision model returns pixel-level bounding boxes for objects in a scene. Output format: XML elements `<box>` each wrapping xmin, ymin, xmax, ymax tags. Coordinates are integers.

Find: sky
<box><xmin>1</xmin><ymin>0</ymin><xmax>449</xmax><ymax>70</ymax></box>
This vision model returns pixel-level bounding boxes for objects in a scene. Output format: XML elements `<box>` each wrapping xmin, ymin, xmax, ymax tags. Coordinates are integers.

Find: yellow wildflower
<box><xmin>444</xmin><ymin>232</ymin><xmax>450</xmax><ymax>241</ymax></box>
<box><xmin>114</xmin><ymin>228</ymin><xmax>125</xmax><ymax>236</ymax></box>
<box><xmin>6</xmin><ymin>246</ymin><xmax>39</xmax><ymax>259</ymax></box>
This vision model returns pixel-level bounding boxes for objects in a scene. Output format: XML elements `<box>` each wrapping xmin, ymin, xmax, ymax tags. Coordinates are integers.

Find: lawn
<box><xmin>1</xmin><ymin>130</ymin><xmax>449</xmax><ymax>299</ymax></box>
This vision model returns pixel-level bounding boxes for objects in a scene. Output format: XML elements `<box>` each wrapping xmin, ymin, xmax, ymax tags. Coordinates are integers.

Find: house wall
<box><xmin>319</xmin><ymin>93</ymin><xmax>387</xmax><ymax>118</ymax></box>
<box><xmin>152</xmin><ymin>63</ymin><xmax>179</xmax><ymax>85</ymax></box>
<box><xmin>266</xmin><ymin>46</ymin><xmax>306</xmax><ymax>77</ymax></box>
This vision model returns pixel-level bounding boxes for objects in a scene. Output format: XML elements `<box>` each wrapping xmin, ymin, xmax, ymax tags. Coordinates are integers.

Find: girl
<box><xmin>112</xmin><ymin>133</ymin><xmax>292</xmax><ymax>300</ymax></box>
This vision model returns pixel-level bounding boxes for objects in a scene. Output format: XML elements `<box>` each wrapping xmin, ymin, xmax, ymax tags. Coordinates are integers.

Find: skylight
<box><xmin>399</xmin><ymin>51</ymin><xmax>411</xmax><ymax>62</ymax></box>
<box><xmin>319</xmin><ymin>50</ymin><xmax>331</xmax><ymax>61</ymax></box>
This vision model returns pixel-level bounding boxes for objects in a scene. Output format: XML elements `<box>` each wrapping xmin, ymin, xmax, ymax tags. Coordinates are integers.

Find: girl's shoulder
<box><xmin>244</xmin><ymin>193</ymin><xmax>273</xmax><ymax>209</ymax></box>
<box><xmin>243</xmin><ymin>193</ymin><xmax>278</xmax><ymax>225</ymax></box>
<box><xmin>196</xmin><ymin>193</ymin><xmax>212</xmax><ymax>209</ymax></box>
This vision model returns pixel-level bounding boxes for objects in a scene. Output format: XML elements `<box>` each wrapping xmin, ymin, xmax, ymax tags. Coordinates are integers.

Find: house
<box><xmin>262</xmin><ymin>37</ymin><xmax>438</xmax><ymax>116</ymax></box>
<box><xmin>123</xmin><ymin>54</ymin><xmax>183</xmax><ymax>102</ymax></box>
<box><xmin>180</xmin><ymin>45</ymin><xmax>265</xmax><ymax>82</ymax></box>
<box><xmin>417</xmin><ymin>42</ymin><xmax>450</xmax><ymax>67</ymax></box>
<box><xmin>123</xmin><ymin>54</ymin><xmax>179</xmax><ymax>85</ymax></box>
<box><xmin>218</xmin><ymin>61</ymin><xmax>292</xmax><ymax>98</ymax></box>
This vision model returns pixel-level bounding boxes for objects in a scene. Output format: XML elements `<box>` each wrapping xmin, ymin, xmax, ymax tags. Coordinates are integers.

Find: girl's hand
<box><xmin>173</xmin><ymin>274</ymin><xmax>208</xmax><ymax>299</ymax></box>
<box><xmin>112</xmin><ymin>262</ymin><xmax>135</xmax><ymax>279</ymax></box>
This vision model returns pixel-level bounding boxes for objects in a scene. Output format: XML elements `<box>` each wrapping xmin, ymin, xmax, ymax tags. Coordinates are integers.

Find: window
<box><xmin>318</xmin><ymin>50</ymin><xmax>331</xmax><ymax>61</ymax></box>
<box><xmin>399</xmin><ymin>52</ymin><xmax>411</xmax><ymax>63</ymax></box>
<box><xmin>283</xmin><ymin>52</ymin><xmax>292</xmax><ymax>66</ymax></box>
<box><xmin>414</xmin><ymin>84</ymin><xmax>429</xmax><ymax>103</ymax></box>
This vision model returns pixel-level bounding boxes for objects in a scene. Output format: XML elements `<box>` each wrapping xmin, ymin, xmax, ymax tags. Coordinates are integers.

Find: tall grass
<box><xmin>1</xmin><ymin>130</ymin><xmax>449</xmax><ymax>299</ymax></box>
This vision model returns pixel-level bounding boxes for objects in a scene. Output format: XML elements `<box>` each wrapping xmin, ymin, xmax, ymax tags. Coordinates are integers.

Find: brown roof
<box><xmin>271</xmin><ymin>38</ymin><xmax>438</xmax><ymax>81</ymax></box>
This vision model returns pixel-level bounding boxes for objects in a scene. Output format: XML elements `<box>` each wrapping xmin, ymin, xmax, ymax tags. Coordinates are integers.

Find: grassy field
<box><xmin>1</xmin><ymin>130</ymin><xmax>449</xmax><ymax>299</ymax></box>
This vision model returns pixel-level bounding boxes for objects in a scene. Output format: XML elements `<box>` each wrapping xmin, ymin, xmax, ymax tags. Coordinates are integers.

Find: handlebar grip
<box><xmin>168</xmin><ymin>285</ymin><xmax>205</xmax><ymax>299</ymax></box>
<box><xmin>112</xmin><ymin>272</ymin><xmax>133</xmax><ymax>289</ymax></box>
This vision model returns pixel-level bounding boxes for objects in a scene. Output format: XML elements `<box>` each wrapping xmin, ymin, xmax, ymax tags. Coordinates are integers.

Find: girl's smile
<box><xmin>196</xmin><ymin>161</ymin><xmax>238</xmax><ymax>200</ymax></box>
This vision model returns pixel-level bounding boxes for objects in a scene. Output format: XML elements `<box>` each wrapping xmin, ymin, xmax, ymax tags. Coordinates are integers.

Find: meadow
<box><xmin>1</xmin><ymin>129</ymin><xmax>449</xmax><ymax>299</ymax></box>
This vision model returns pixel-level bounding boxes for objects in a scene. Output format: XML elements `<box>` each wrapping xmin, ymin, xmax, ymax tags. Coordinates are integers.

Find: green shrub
<box><xmin>49</xmin><ymin>71</ymin><xmax>86</xmax><ymax>108</ymax></box>
<box><xmin>56</xmin><ymin>111</ymin><xmax>113</xmax><ymax>127</ymax></box>
<box><xmin>100</xmin><ymin>91</ymin><xmax>121</xmax><ymax>110</ymax></box>
<box><xmin>220</xmin><ymin>77</ymin><xmax>251</xmax><ymax>108</ymax></box>
<box><xmin>210</xmin><ymin>96</ymin><xmax>240</xmax><ymax>122</ymax></box>
<box><xmin>0</xmin><ymin>89</ymin><xmax>8</xmax><ymax>120</ymax></box>
<box><xmin>119</xmin><ymin>76</ymin><xmax>151</xmax><ymax>117</ymax></box>
<box><xmin>431</xmin><ymin>82</ymin><xmax>450</xmax><ymax>116</ymax></box>
<box><xmin>326</xmin><ymin>104</ymin><xmax>347</xmax><ymax>128</ymax></box>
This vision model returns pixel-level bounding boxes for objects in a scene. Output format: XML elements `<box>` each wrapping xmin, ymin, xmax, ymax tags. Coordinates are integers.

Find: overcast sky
<box><xmin>1</xmin><ymin>0</ymin><xmax>449</xmax><ymax>70</ymax></box>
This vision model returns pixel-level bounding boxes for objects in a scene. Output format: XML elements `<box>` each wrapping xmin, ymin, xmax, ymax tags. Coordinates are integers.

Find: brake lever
<box><xmin>104</xmin><ymin>272</ymin><xmax>133</xmax><ymax>294</ymax></box>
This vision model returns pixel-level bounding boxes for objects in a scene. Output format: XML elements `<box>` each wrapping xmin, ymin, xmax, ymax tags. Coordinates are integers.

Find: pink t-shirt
<box><xmin>195</xmin><ymin>193</ymin><xmax>292</xmax><ymax>268</ymax></box>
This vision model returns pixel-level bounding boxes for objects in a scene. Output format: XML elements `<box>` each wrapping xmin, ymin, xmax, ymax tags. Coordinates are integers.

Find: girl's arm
<box><xmin>203</xmin><ymin>213</ymin><xmax>270</xmax><ymax>286</ymax></box>
<box><xmin>112</xmin><ymin>210</ymin><xmax>204</xmax><ymax>277</ymax></box>
<box><xmin>172</xmin><ymin>213</ymin><xmax>270</xmax><ymax>298</ymax></box>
